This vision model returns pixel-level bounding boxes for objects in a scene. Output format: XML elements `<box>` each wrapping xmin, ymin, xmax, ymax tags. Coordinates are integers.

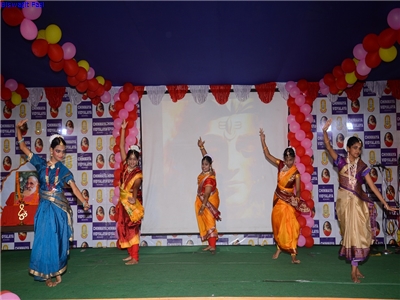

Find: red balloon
<box><xmin>363</xmin><ymin>33</ymin><xmax>380</xmax><ymax>52</ymax></box>
<box><xmin>301</xmin><ymin>226</ymin><xmax>312</xmax><ymax>238</ymax></box>
<box><xmin>49</xmin><ymin>59</ymin><xmax>64</xmax><ymax>72</ymax></box>
<box><xmin>2</xmin><ymin>7</ymin><xmax>24</xmax><ymax>26</ymax></box>
<box><xmin>300</xmin><ymin>155</ymin><xmax>311</xmax><ymax>166</ymax></box>
<box><xmin>341</xmin><ymin>58</ymin><xmax>356</xmax><ymax>73</ymax></box>
<box><xmin>104</xmin><ymin>79</ymin><xmax>112</xmax><ymax>91</ymax></box>
<box><xmin>82</xmin><ymin>94</ymin><xmax>88</xmax><ymax>100</ymax></box>
<box><xmin>87</xmin><ymin>78</ymin><xmax>99</xmax><ymax>92</ymax></box>
<box><xmin>301</xmin><ymin>190</ymin><xmax>311</xmax><ymax>201</ymax></box>
<box><xmin>115</xmin><ymin>136</ymin><xmax>121</xmax><ymax>146</ymax></box>
<box><xmin>332</xmin><ymin>66</ymin><xmax>344</xmax><ymax>78</ymax></box>
<box><xmin>300</xmin><ymin>182</ymin><xmax>305</xmax><ymax>192</ymax></box>
<box><xmin>287</xmin><ymin>131</ymin><xmax>295</xmax><ymax>141</ymax></box>
<box><xmin>31</xmin><ymin>39</ymin><xmax>48</xmax><ymax>57</ymax></box>
<box><xmin>95</xmin><ymin>85</ymin><xmax>105</xmax><ymax>97</ymax></box>
<box><xmin>113</xmin><ymin>179</ymin><xmax>119</xmax><ymax>187</ymax></box>
<box><xmin>335</xmin><ymin>76</ymin><xmax>347</xmax><ymax>90</ymax></box>
<box><xmin>91</xmin><ymin>96</ymin><xmax>101</xmax><ymax>105</ymax></box>
<box><xmin>20</xmin><ymin>88</ymin><xmax>29</xmax><ymax>99</ymax></box>
<box><xmin>300</xmin><ymin>121</ymin><xmax>311</xmax><ymax>132</ymax></box>
<box><xmin>305</xmin><ymin>165</ymin><xmax>314</xmax><ymax>175</ymax></box>
<box><xmin>75</xmin><ymin>67</ymin><xmax>88</xmax><ymax>82</ymax></box>
<box><xmin>16</xmin><ymin>83</ymin><xmax>25</xmax><ymax>95</ymax></box>
<box><xmin>87</xmin><ymin>90</ymin><xmax>97</xmax><ymax>99</ymax></box>
<box><xmin>329</xmin><ymin>83</ymin><xmax>339</xmax><ymax>95</ymax></box>
<box><xmin>296</xmin><ymin>215</ymin><xmax>306</xmax><ymax>227</ymax></box>
<box><xmin>5</xmin><ymin>100</ymin><xmax>16</xmax><ymax>109</ymax></box>
<box><xmin>355</xmin><ymin>70</ymin><xmax>368</xmax><ymax>81</ymax></box>
<box><xmin>76</xmin><ymin>80</ymin><xmax>88</xmax><ymax>93</ymax></box>
<box><xmin>48</xmin><ymin>44</ymin><xmax>64</xmax><ymax>62</ymax></box>
<box><xmin>378</xmin><ymin>28</ymin><xmax>398</xmax><ymax>48</ymax></box>
<box><xmin>287</xmin><ymin>97</ymin><xmax>295</xmax><ymax>107</ymax></box>
<box><xmin>123</xmin><ymin>83</ymin><xmax>134</xmax><ymax>94</ymax></box>
<box><xmin>114</xmin><ymin>101</ymin><xmax>124</xmax><ymax>111</ymax></box>
<box><xmin>323</xmin><ymin>73</ymin><xmax>335</xmax><ymax>86</ymax></box>
<box><xmin>290</xmin><ymin>138</ymin><xmax>300</xmax><ymax>148</ymax></box>
<box><xmin>297</xmin><ymin>79</ymin><xmax>308</xmax><ymax>92</ymax></box>
<box><xmin>296</xmin><ymin>146</ymin><xmax>305</xmax><ymax>157</ymax></box>
<box><xmin>306</xmin><ymin>199</ymin><xmax>315</xmax><ymax>209</ymax></box>
<box><xmin>305</xmin><ymin>131</ymin><xmax>313</xmax><ymax>140</ymax></box>
<box><xmin>129</xmin><ymin>110</ymin><xmax>138</xmax><ymax>121</ymax></box>
<box><xmin>1</xmin><ymin>86</ymin><xmax>12</xmax><ymax>100</ymax></box>
<box><xmin>67</xmin><ymin>75</ymin><xmax>79</xmax><ymax>87</ymax></box>
<box><xmin>127</xmin><ymin>120</ymin><xmax>134</xmax><ymax>129</ymax></box>
<box><xmin>113</xmin><ymin>145</ymin><xmax>120</xmax><ymax>153</ymax></box>
<box><xmin>305</xmin><ymin>236</ymin><xmax>314</xmax><ymax>248</ymax></box>
<box><xmin>120</xmin><ymin>91</ymin><xmax>129</xmax><ymax>102</ymax></box>
<box><xmin>305</xmin><ymin>96</ymin><xmax>314</xmax><ymax>106</ymax></box>
<box><xmin>63</xmin><ymin>59</ymin><xmax>79</xmax><ymax>77</ymax></box>
<box><xmin>290</xmin><ymin>105</ymin><xmax>300</xmax><ymax>116</ymax></box>
<box><xmin>295</xmin><ymin>113</ymin><xmax>305</xmax><ymax>124</ymax></box>
<box><xmin>365</xmin><ymin>51</ymin><xmax>381</xmax><ymax>69</ymax></box>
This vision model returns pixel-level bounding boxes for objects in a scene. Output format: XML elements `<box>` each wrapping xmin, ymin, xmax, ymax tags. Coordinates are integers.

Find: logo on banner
<box><xmin>385</xmin><ymin>168</ymin><xmax>393</xmax><ymax>183</ymax></box>
<box><xmin>367</xmin><ymin>98</ymin><xmax>374</xmax><ymax>112</ymax></box>
<box><xmin>109</xmin><ymin>136</ymin><xmax>115</xmax><ymax>151</ymax></box>
<box><xmin>3</xmin><ymin>139</ymin><xmax>10</xmax><ymax>153</ymax></box>
<box><xmin>368</xmin><ymin>150</ymin><xmax>377</xmax><ymax>165</ymax></box>
<box><xmin>81</xmin><ymin>172</ymin><xmax>88</xmax><ymax>186</ymax></box>
<box><xmin>321</xmin><ymin>151</ymin><xmax>329</xmax><ymax>165</ymax></box>
<box><xmin>19</xmin><ymin>104</ymin><xmax>26</xmax><ymax>118</ymax></box>
<box><xmin>96</xmin><ymin>189</ymin><xmax>103</xmax><ymax>203</ymax></box>
<box><xmin>350</xmin><ymin>99</ymin><xmax>360</xmax><ymax>113</ymax></box>
<box><xmin>66</xmin><ymin>103</ymin><xmax>73</xmax><ymax>117</ymax></box>
<box><xmin>35</xmin><ymin>121</ymin><xmax>42</xmax><ymax>135</ymax></box>
<box><xmin>320</xmin><ymin>99</ymin><xmax>327</xmax><ymax>113</ymax></box>
<box><xmin>81</xmin><ymin>224</ymin><xmax>88</xmax><ymax>239</ymax></box>
<box><xmin>384</xmin><ymin>115</ymin><xmax>391</xmax><ymax>129</ymax></box>
<box><xmin>65</xmin><ymin>155</ymin><xmax>73</xmax><ymax>169</ymax></box>
<box><xmin>96</xmin><ymin>137</ymin><xmax>103</xmax><ymax>151</ymax></box>
<box><xmin>367</xmin><ymin>115</ymin><xmax>377</xmax><ymax>130</ymax></box>
<box><xmin>109</xmin><ymin>189</ymin><xmax>114</xmax><ymax>203</ymax></box>
<box><xmin>81</xmin><ymin>120</ymin><xmax>88</xmax><ymax>134</ymax></box>
<box><xmin>322</xmin><ymin>204</ymin><xmax>330</xmax><ymax>218</ymax></box>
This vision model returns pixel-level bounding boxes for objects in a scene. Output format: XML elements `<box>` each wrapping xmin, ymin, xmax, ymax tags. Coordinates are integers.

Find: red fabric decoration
<box><xmin>305</xmin><ymin>82</ymin><xmax>320</xmax><ymax>100</ymax></box>
<box><xmin>44</xmin><ymin>87</ymin><xmax>66</xmax><ymax>109</ymax></box>
<box><xmin>166</xmin><ymin>85</ymin><xmax>188</xmax><ymax>102</ymax></box>
<box><xmin>133</xmin><ymin>85</ymin><xmax>145</xmax><ymax>99</ymax></box>
<box><xmin>345</xmin><ymin>81</ymin><xmax>364</xmax><ymax>101</ymax></box>
<box><xmin>387</xmin><ymin>80</ymin><xmax>400</xmax><ymax>100</ymax></box>
<box><xmin>255</xmin><ymin>82</ymin><xmax>276</xmax><ymax>104</ymax></box>
<box><xmin>210</xmin><ymin>84</ymin><xmax>231</xmax><ymax>105</ymax></box>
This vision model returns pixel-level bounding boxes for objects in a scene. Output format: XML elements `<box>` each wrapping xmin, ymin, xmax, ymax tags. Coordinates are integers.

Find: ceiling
<box><xmin>1</xmin><ymin>1</ymin><xmax>400</xmax><ymax>88</ymax></box>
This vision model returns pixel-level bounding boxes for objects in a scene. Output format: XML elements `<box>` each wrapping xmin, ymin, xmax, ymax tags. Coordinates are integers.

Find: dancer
<box><xmin>322</xmin><ymin>118</ymin><xmax>398</xmax><ymax>283</ymax></box>
<box><xmin>115</xmin><ymin>120</ymin><xmax>144</xmax><ymax>265</ymax></box>
<box><xmin>196</xmin><ymin>137</ymin><xmax>222</xmax><ymax>254</ymax></box>
<box><xmin>16</xmin><ymin>119</ymin><xmax>89</xmax><ymax>287</ymax></box>
<box><xmin>260</xmin><ymin>128</ymin><xmax>309</xmax><ymax>264</ymax></box>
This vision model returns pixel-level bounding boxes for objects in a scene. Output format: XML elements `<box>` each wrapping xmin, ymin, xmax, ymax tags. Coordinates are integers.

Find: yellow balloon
<box><xmin>11</xmin><ymin>92</ymin><xmax>22</xmax><ymax>106</ymax></box>
<box><xmin>45</xmin><ymin>24</ymin><xmax>62</xmax><ymax>44</ymax></box>
<box><xmin>95</xmin><ymin>76</ymin><xmax>105</xmax><ymax>85</ymax></box>
<box><xmin>36</xmin><ymin>29</ymin><xmax>46</xmax><ymax>40</ymax></box>
<box><xmin>379</xmin><ymin>46</ymin><xmax>397</xmax><ymax>62</ymax></box>
<box><xmin>353</xmin><ymin>58</ymin><xmax>359</xmax><ymax>65</ymax></box>
<box><xmin>78</xmin><ymin>60</ymin><xmax>90</xmax><ymax>72</ymax></box>
<box><xmin>345</xmin><ymin>72</ymin><xmax>357</xmax><ymax>85</ymax></box>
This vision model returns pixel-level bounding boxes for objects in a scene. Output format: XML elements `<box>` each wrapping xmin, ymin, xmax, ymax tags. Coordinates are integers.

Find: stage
<box><xmin>1</xmin><ymin>245</ymin><xmax>399</xmax><ymax>299</ymax></box>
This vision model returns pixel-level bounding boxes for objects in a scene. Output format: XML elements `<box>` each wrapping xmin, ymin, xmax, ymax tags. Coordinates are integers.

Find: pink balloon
<box><xmin>118</xmin><ymin>109</ymin><xmax>128</xmax><ymax>120</ymax></box>
<box><xmin>387</xmin><ymin>8</ymin><xmax>400</xmax><ymax>30</ymax></box>
<box><xmin>287</xmin><ymin>114</ymin><xmax>295</xmax><ymax>124</ymax></box>
<box><xmin>112</xmin><ymin>128</ymin><xmax>120</xmax><ymax>138</ymax></box>
<box><xmin>301</xmin><ymin>138</ymin><xmax>311</xmax><ymax>149</ymax></box>
<box><xmin>114</xmin><ymin>186</ymin><xmax>120</xmax><ymax>197</ymax></box>
<box><xmin>304</xmin><ymin>114</ymin><xmax>313</xmax><ymax>123</ymax></box>
<box><xmin>300</xmin><ymin>104</ymin><xmax>311</xmax><ymax>115</ymax></box>
<box><xmin>295</xmin><ymin>95</ymin><xmax>305</xmax><ymax>106</ymax></box>
<box><xmin>114</xmin><ymin>162</ymin><xmax>121</xmax><ymax>170</ymax></box>
<box><xmin>301</xmin><ymin>173</ymin><xmax>311</xmax><ymax>184</ymax></box>
<box><xmin>129</xmin><ymin>91</ymin><xmax>139</xmax><ymax>104</ymax></box>
<box><xmin>289</xmin><ymin>87</ymin><xmax>300</xmax><ymax>98</ymax></box>
<box><xmin>0</xmin><ymin>292</ymin><xmax>21</xmax><ymax>300</ymax></box>
<box><xmin>124</xmin><ymin>101</ymin><xmax>135</xmax><ymax>112</ymax></box>
<box><xmin>126</xmin><ymin>135</ymin><xmax>137</xmax><ymax>146</ymax></box>
<box><xmin>115</xmin><ymin>152</ymin><xmax>121</xmax><ymax>163</ymax></box>
<box><xmin>87</xmin><ymin>67</ymin><xmax>95</xmax><ymax>80</ymax></box>
<box><xmin>129</xmin><ymin>127</ymin><xmax>138</xmax><ymax>137</ymax></box>
<box><xmin>305</xmin><ymin>147</ymin><xmax>313</xmax><ymax>157</ymax></box>
<box><xmin>353</xmin><ymin>43</ymin><xmax>367</xmax><ymax>60</ymax></box>
<box><xmin>295</xmin><ymin>130</ymin><xmax>305</xmax><ymax>141</ymax></box>
<box><xmin>305</xmin><ymin>182</ymin><xmax>313</xmax><ymax>191</ymax></box>
<box><xmin>20</xmin><ymin>18</ymin><xmax>38</xmax><ymax>40</ymax></box>
<box><xmin>290</xmin><ymin>122</ymin><xmax>300</xmax><ymax>133</ymax></box>
<box><xmin>297</xmin><ymin>163</ymin><xmax>305</xmax><ymax>174</ymax></box>
<box><xmin>306</xmin><ymin>216</ymin><xmax>314</xmax><ymax>228</ymax></box>
<box><xmin>320</xmin><ymin>87</ymin><xmax>329</xmax><ymax>96</ymax></box>
<box><xmin>297</xmin><ymin>235</ymin><xmax>306</xmax><ymax>247</ymax></box>
<box><xmin>118</xmin><ymin>87</ymin><xmax>124</xmax><ymax>93</ymax></box>
<box><xmin>114</xmin><ymin>118</ymin><xmax>122</xmax><ymax>129</ymax></box>
<box><xmin>62</xmin><ymin>42</ymin><xmax>76</xmax><ymax>60</ymax></box>
<box><xmin>5</xmin><ymin>79</ymin><xmax>18</xmax><ymax>91</ymax></box>
<box><xmin>295</xmin><ymin>155</ymin><xmax>301</xmax><ymax>164</ymax></box>
<box><xmin>113</xmin><ymin>93</ymin><xmax>120</xmax><ymax>102</ymax></box>
<box><xmin>22</xmin><ymin>1</ymin><xmax>42</xmax><ymax>20</ymax></box>
<box><xmin>112</xmin><ymin>195</ymin><xmax>119</xmax><ymax>206</ymax></box>
<box><xmin>356</xmin><ymin>59</ymin><xmax>371</xmax><ymax>76</ymax></box>
<box><xmin>101</xmin><ymin>91</ymin><xmax>111</xmax><ymax>104</ymax></box>
<box><xmin>285</xmin><ymin>81</ymin><xmax>296</xmax><ymax>92</ymax></box>
<box><xmin>319</xmin><ymin>79</ymin><xmax>327</xmax><ymax>89</ymax></box>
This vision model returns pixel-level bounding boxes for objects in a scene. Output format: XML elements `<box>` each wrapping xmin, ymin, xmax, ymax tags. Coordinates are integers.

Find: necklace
<box><xmin>346</xmin><ymin>156</ymin><xmax>359</xmax><ymax>189</ymax></box>
<box><xmin>46</xmin><ymin>164</ymin><xmax>60</xmax><ymax>191</ymax></box>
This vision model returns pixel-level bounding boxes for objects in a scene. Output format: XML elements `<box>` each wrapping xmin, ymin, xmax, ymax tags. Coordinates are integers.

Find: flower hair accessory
<box><xmin>288</xmin><ymin>146</ymin><xmax>296</xmax><ymax>155</ymax></box>
<box><xmin>49</xmin><ymin>134</ymin><xmax>64</xmax><ymax>145</ymax></box>
<box><xmin>129</xmin><ymin>145</ymin><xmax>141</xmax><ymax>153</ymax></box>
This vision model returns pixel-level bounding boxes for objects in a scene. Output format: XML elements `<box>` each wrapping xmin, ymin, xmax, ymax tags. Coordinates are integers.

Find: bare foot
<box><xmin>291</xmin><ymin>257</ymin><xmax>301</xmax><ymax>264</ymax></box>
<box><xmin>53</xmin><ymin>275</ymin><xmax>62</xmax><ymax>286</ymax></box>
<box><xmin>209</xmin><ymin>247</ymin><xmax>216</xmax><ymax>254</ymax></box>
<box><xmin>122</xmin><ymin>256</ymin><xmax>132</xmax><ymax>261</ymax></box>
<box><xmin>272</xmin><ymin>249</ymin><xmax>281</xmax><ymax>259</ymax></box>
<box><xmin>351</xmin><ymin>272</ymin><xmax>361</xmax><ymax>283</ymax></box>
<box><xmin>202</xmin><ymin>246</ymin><xmax>211</xmax><ymax>251</ymax></box>
<box><xmin>125</xmin><ymin>258</ymin><xmax>138</xmax><ymax>265</ymax></box>
<box><xmin>45</xmin><ymin>279</ymin><xmax>54</xmax><ymax>287</ymax></box>
<box><xmin>356</xmin><ymin>268</ymin><xmax>365</xmax><ymax>278</ymax></box>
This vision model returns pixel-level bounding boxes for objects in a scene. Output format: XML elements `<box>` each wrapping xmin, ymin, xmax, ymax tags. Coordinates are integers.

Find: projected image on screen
<box><xmin>141</xmin><ymin>92</ymin><xmax>287</xmax><ymax>234</ymax></box>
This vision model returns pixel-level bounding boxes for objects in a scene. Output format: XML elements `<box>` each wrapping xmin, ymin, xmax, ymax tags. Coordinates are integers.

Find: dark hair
<box><xmin>202</xmin><ymin>155</ymin><xmax>213</xmax><ymax>165</ymax></box>
<box><xmin>126</xmin><ymin>150</ymin><xmax>140</xmax><ymax>162</ymax></box>
<box><xmin>347</xmin><ymin>136</ymin><xmax>362</xmax><ymax>148</ymax></box>
<box><xmin>50</xmin><ymin>136</ymin><xmax>67</xmax><ymax>149</ymax></box>
<box><xmin>283</xmin><ymin>148</ymin><xmax>295</xmax><ymax>159</ymax></box>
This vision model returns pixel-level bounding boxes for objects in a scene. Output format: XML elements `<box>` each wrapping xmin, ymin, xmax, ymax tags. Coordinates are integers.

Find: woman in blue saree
<box><xmin>17</xmin><ymin>119</ymin><xmax>89</xmax><ymax>287</ymax></box>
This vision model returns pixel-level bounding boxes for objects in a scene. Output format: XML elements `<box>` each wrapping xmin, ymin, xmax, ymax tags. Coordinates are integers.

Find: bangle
<box><xmin>201</xmin><ymin>204</ymin><xmax>205</xmax><ymax>207</ymax></box>
<box><xmin>17</xmin><ymin>138</ymin><xmax>24</xmax><ymax>144</ymax></box>
<box><xmin>199</xmin><ymin>147</ymin><xmax>204</xmax><ymax>150</ymax></box>
<box><xmin>263</xmin><ymin>146</ymin><xmax>268</xmax><ymax>151</ymax></box>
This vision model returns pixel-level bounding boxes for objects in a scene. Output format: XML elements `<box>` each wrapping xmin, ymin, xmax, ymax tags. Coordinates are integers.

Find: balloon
<box><xmin>126</xmin><ymin>135</ymin><xmax>137</xmax><ymax>146</ymax></box>
<box><xmin>387</xmin><ymin>8</ymin><xmax>400</xmax><ymax>30</ymax></box>
<box><xmin>332</xmin><ymin>66</ymin><xmax>344</xmax><ymax>78</ymax></box>
<box><xmin>356</xmin><ymin>59</ymin><xmax>371</xmax><ymax>76</ymax></box>
<box><xmin>76</xmin><ymin>80</ymin><xmax>88</xmax><ymax>93</ymax></box>
<box><xmin>365</xmin><ymin>51</ymin><xmax>381</xmax><ymax>68</ymax></box>
<box><xmin>329</xmin><ymin>83</ymin><xmax>339</xmax><ymax>95</ymax></box>
<box><xmin>285</xmin><ymin>81</ymin><xmax>296</xmax><ymax>92</ymax></box>
<box><xmin>335</xmin><ymin>76</ymin><xmax>347</xmax><ymax>90</ymax></box>
<box><xmin>101</xmin><ymin>91</ymin><xmax>111</xmax><ymax>104</ymax></box>
<box><xmin>11</xmin><ymin>91</ymin><xmax>22</xmax><ymax>105</ymax></box>
<box><xmin>0</xmin><ymin>292</ymin><xmax>21</xmax><ymax>300</ymax></box>
<box><xmin>341</xmin><ymin>58</ymin><xmax>356</xmax><ymax>73</ymax></box>
<box><xmin>319</xmin><ymin>78</ymin><xmax>327</xmax><ymax>89</ymax></box>
<box><xmin>123</xmin><ymin>83</ymin><xmax>135</xmax><ymax>94</ymax></box>
<box><xmin>104</xmin><ymin>80</ymin><xmax>112</xmax><ymax>91</ymax></box>
<box><xmin>301</xmin><ymin>226</ymin><xmax>312</xmax><ymax>238</ymax></box>
<box><xmin>305</xmin><ymin>182</ymin><xmax>313</xmax><ymax>191</ymax></box>
<box><xmin>118</xmin><ymin>109</ymin><xmax>128</xmax><ymax>120</ymax></box>
<box><xmin>129</xmin><ymin>91</ymin><xmax>139</xmax><ymax>104</ymax></box>
<box><xmin>289</xmin><ymin>87</ymin><xmax>300</xmax><ymax>98</ymax></box>
<box><xmin>2</xmin><ymin>7</ymin><xmax>24</xmax><ymax>26</ymax></box>
<box><xmin>296</xmin><ymin>163</ymin><xmax>305</xmax><ymax>174</ymax></box>
<box><xmin>290</xmin><ymin>139</ymin><xmax>300</xmax><ymax>148</ymax></box>
<box><xmin>297</xmin><ymin>79</ymin><xmax>308</xmax><ymax>92</ymax></box>
<box><xmin>63</xmin><ymin>59</ymin><xmax>79</xmax><ymax>77</ymax></box>
<box><xmin>67</xmin><ymin>75</ymin><xmax>79</xmax><ymax>87</ymax></box>
<box><xmin>20</xmin><ymin>18</ymin><xmax>38</xmax><ymax>40</ymax></box>
<box><xmin>296</xmin><ymin>146</ymin><xmax>305</xmax><ymax>157</ymax></box>
<box><xmin>295</xmin><ymin>130</ymin><xmax>305</xmax><ymax>141</ymax></box>
<box><xmin>45</xmin><ymin>24</ymin><xmax>62</xmax><ymax>44</ymax></box>
<box><xmin>301</xmin><ymin>190</ymin><xmax>311</xmax><ymax>202</ymax></box>
<box><xmin>115</xmin><ymin>101</ymin><xmax>124</xmax><ymax>111</ymax></box>
<box><xmin>323</xmin><ymin>73</ymin><xmax>335</xmax><ymax>86</ymax></box>
<box><xmin>290</xmin><ymin>105</ymin><xmax>300</xmax><ymax>116</ymax></box>
<box><xmin>305</xmin><ymin>216</ymin><xmax>314</xmax><ymax>228</ymax></box>
<box><xmin>301</xmin><ymin>173</ymin><xmax>311</xmax><ymax>184</ymax></box>
<box><xmin>49</xmin><ymin>59</ymin><xmax>64</xmax><ymax>72</ymax></box>
<box><xmin>345</xmin><ymin>72</ymin><xmax>357</xmax><ymax>85</ymax></box>
<box><xmin>320</xmin><ymin>87</ymin><xmax>329</xmax><ymax>96</ymax></box>
<box><xmin>120</xmin><ymin>91</ymin><xmax>129</xmax><ymax>102</ymax></box>
<box><xmin>363</xmin><ymin>33</ymin><xmax>380</xmax><ymax>52</ymax></box>
<box><xmin>353</xmin><ymin>43</ymin><xmax>367</xmax><ymax>60</ymax></box>
<box><xmin>125</xmin><ymin>100</ymin><xmax>135</xmax><ymax>112</ymax></box>
<box><xmin>22</xmin><ymin>2</ymin><xmax>42</xmax><ymax>20</ymax></box>
<box><xmin>295</xmin><ymin>113</ymin><xmax>305</xmax><ymax>124</ymax></box>
<box><xmin>378</xmin><ymin>28</ymin><xmax>397</xmax><ymax>48</ymax></box>
<box><xmin>305</xmin><ymin>236</ymin><xmax>314</xmax><ymax>248</ymax></box>
<box><xmin>62</xmin><ymin>42</ymin><xmax>76</xmax><ymax>60</ymax></box>
<box><xmin>287</xmin><ymin>131</ymin><xmax>295</xmax><ymax>141</ymax></box>
<box><xmin>5</xmin><ymin>79</ymin><xmax>18</xmax><ymax>91</ymax></box>
<box><xmin>87</xmin><ymin>78</ymin><xmax>99</xmax><ymax>92</ymax></box>
<box><xmin>305</xmin><ymin>131</ymin><xmax>313</xmax><ymax>141</ymax></box>
<box><xmin>300</xmin><ymin>104</ymin><xmax>311</xmax><ymax>115</ymax></box>
<box><xmin>297</xmin><ymin>215</ymin><xmax>306</xmax><ymax>227</ymax></box>
<box><xmin>78</xmin><ymin>60</ymin><xmax>90</xmax><ymax>72</ymax></box>
<box><xmin>112</xmin><ymin>195</ymin><xmax>119</xmax><ymax>206</ymax></box>
<box><xmin>1</xmin><ymin>87</ymin><xmax>12</xmax><ymax>100</ymax></box>
<box><xmin>75</xmin><ymin>67</ymin><xmax>88</xmax><ymax>82</ymax></box>
<box><xmin>48</xmin><ymin>44</ymin><xmax>64</xmax><ymax>62</ymax></box>
<box><xmin>87</xmin><ymin>67</ymin><xmax>95</xmax><ymax>80</ymax></box>
<box><xmin>297</xmin><ymin>235</ymin><xmax>306</xmax><ymax>247</ymax></box>
<box><xmin>300</xmin><ymin>121</ymin><xmax>311</xmax><ymax>133</ymax></box>
<box><xmin>113</xmin><ymin>186</ymin><xmax>120</xmax><ymax>197</ymax></box>
<box><xmin>287</xmin><ymin>114</ymin><xmax>296</xmax><ymax>124</ymax></box>
<box><xmin>31</xmin><ymin>39</ymin><xmax>48</xmax><ymax>57</ymax></box>
<box><xmin>115</xmin><ymin>152</ymin><xmax>121</xmax><ymax>163</ymax></box>
<box><xmin>295</xmin><ymin>95</ymin><xmax>305</xmax><ymax>106</ymax></box>
<box><xmin>96</xmin><ymin>76</ymin><xmax>105</xmax><ymax>85</ymax></box>
<box><xmin>95</xmin><ymin>85</ymin><xmax>105</xmax><ymax>97</ymax></box>
<box><xmin>379</xmin><ymin>46</ymin><xmax>397</xmax><ymax>62</ymax></box>
<box><xmin>304</xmin><ymin>114</ymin><xmax>313</xmax><ymax>123</ymax></box>
<box><xmin>287</xmin><ymin>97</ymin><xmax>295</xmax><ymax>108</ymax></box>
<box><xmin>36</xmin><ymin>29</ymin><xmax>46</xmax><ymax>39</ymax></box>
<box><xmin>112</xmin><ymin>128</ymin><xmax>120</xmax><ymax>138</ymax></box>
<box><xmin>114</xmin><ymin>118</ymin><xmax>123</xmax><ymax>129</ymax></box>
<box><xmin>289</xmin><ymin>122</ymin><xmax>300</xmax><ymax>133</ymax></box>
<box><xmin>130</xmin><ymin>127</ymin><xmax>139</xmax><ymax>137</ymax></box>
<box><xmin>300</xmin><ymin>154</ymin><xmax>311</xmax><ymax>166</ymax></box>
<box><xmin>305</xmin><ymin>147</ymin><xmax>313</xmax><ymax>157</ymax></box>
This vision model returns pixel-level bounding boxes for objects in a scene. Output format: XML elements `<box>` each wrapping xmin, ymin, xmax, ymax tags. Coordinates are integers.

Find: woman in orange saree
<box><xmin>196</xmin><ymin>137</ymin><xmax>222</xmax><ymax>254</ymax></box>
<box><xmin>260</xmin><ymin>129</ymin><xmax>308</xmax><ymax>264</ymax></box>
<box><xmin>115</xmin><ymin>120</ymin><xmax>144</xmax><ymax>265</ymax></box>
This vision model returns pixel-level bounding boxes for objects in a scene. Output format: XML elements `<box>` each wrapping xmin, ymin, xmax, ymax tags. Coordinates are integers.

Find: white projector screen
<box><xmin>141</xmin><ymin>91</ymin><xmax>287</xmax><ymax>234</ymax></box>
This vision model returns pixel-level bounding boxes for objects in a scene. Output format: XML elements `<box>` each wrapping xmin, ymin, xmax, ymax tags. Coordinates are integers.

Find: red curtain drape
<box><xmin>210</xmin><ymin>84</ymin><xmax>231</xmax><ymax>105</ymax></box>
<box><xmin>166</xmin><ymin>85</ymin><xmax>188</xmax><ymax>102</ymax></box>
<box><xmin>44</xmin><ymin>87</ymin><xmax>66</xmax><ymax>108</ymax></box>
<box><xmin>345</xmin><ymin>81</ymin><xmax>364</xmax><ymax>101</ymax></box>
<box><xmin>387</xmin><ymin>79</ymin><xmax>400</xmax><ymax>100</ymax></box>
<box><xmin>134</xmin><ymin>86</ymin><xmax>145</xmax><ymax>99</ymax></box>
<box><xmin>255</xmin><ymin>82</ymin><xmax>276</xmax><ymax>104</ymax></box>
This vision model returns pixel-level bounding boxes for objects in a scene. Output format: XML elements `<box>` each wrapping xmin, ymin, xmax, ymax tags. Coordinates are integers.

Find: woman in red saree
<box><xmin>115</xmin><ymin>120</ymin><xmax>144</xmax><ymax>265</ymax></box>
<box><xmin>196</xmin><ymin>138</ymin><xmax>222</xmax><ymax>254</ymax></box>
<box><xmin>260</xmin><ymin>129</ymin><xmax>308</xmax><ymax>264</ymax></box>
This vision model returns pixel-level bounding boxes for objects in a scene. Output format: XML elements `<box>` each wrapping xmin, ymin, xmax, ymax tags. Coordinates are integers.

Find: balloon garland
<box><xmin>2</xmin><ymin>2</ymin><xmax>113</xmax><ymax>108</ymax></box>
<box><xmin>285</xmin><ymin>79</ymin><xmax>318</xmax><ymax>248</ymax></box>
<box><xmin>320</xmin><ymin>8</ymin><xmax>400</xmax><ymax>96</ymax></box>
<box><xmin>1</xmin><ymin>75</ymin><xmax>30</xmax><ymax>115</ymax></box>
